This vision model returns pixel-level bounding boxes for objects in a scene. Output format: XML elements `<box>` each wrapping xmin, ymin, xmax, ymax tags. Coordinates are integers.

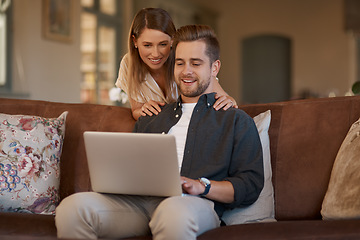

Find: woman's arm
<box><xmin>213</xmin><ymin>79</ymin><xmax>238</xmax><ymax>110</ymax></box>
<box><xmin>130</xmin><ymin>98</ymin><xmax>165</xmax><ymax>120</ymax></box>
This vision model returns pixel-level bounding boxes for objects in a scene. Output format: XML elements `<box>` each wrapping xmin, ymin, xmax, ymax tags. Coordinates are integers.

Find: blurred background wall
<box><xmin>1</xmin><ymin>0</ymin><xmax>359</xmax><ymax>105</ymax></box>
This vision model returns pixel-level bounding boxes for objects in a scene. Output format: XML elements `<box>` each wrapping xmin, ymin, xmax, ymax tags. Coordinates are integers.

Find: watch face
<box><xmin>200</xmin><ymin>177</ymin><xmax>210</xmax><ymax>185</ymax></box>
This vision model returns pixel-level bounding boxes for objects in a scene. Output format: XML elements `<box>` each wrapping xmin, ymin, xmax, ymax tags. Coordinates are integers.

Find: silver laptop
<box><xmin>83</xmin><ymin>131</ymin><xmax>182</xmax><ymax>197</ymax></box>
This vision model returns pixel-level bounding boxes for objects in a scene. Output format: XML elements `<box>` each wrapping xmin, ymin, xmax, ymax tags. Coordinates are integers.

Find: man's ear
<box><xmin>211</xmin><ymin>60</ymin><xmax>221</xmax><ymax>77</ymax></box>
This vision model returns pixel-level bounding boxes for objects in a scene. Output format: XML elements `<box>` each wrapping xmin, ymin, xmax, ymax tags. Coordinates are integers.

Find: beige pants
<box><xmin>55</xmin><ymin>192</ymin><xmax>220</xmax><ymax>240</ymax></box>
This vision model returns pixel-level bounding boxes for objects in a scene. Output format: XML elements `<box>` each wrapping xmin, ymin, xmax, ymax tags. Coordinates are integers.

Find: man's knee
<box><xmin>149</xmin><ymin>197</ymin><xmax>199</xmax><ymax>239</ymax></box>
<box><xmin>153</xmin><ymin>196</ymin><xmax>196</xmax><ymax>222</ymax></box>
<box><xmin>56</xmin><ymin>192</ymin><xmax>98</xmax><ymax>219</ymax></box>
<box><xmin>55</xmin><ymin>192</ymin><xmax>101</xmax><ymax>239</ymax></box>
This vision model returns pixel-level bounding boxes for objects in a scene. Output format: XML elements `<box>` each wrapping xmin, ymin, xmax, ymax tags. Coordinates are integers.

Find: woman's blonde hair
<box><xmin>127</xmin><ymin>8</ymin><xmax>176</xmax><ymax>100</ymax></box>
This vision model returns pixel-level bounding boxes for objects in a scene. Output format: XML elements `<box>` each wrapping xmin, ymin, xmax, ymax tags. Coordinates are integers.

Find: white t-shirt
<box><xmin>168</xmin><ymin>103</ymin><xmax>197</xmax><ymax>172</ymax></box>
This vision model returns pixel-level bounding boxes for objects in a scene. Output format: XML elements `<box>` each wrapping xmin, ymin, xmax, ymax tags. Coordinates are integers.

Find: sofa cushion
<box><xmin>0</xmin><ymin>212</ymin><xmax>56</xmax><ymax>236</ymax></box>
<box><xmin>321</xmin><ymin>115</ymin><xmax>360</xmax><ymax>219</ymax></box>
<box><xmin>197</xmin><ymin>219</ymin><xmax>360</xmax><ymax>240</ymax></box>
<box><xmin>221</xmin><ymin>110</ymin><xmax>275</xmax><ymax>225</ymax></box>
<box><xmin>0</xmin><ymin>111</ymin><xmax>67</xmax><ymax>215</ymax></box>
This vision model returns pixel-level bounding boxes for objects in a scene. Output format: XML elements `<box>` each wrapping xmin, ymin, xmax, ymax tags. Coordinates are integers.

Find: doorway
<box><xmin>242</xmin><ymin>35</ymin><xmax>291</xmax><ymax>104</ymax></box>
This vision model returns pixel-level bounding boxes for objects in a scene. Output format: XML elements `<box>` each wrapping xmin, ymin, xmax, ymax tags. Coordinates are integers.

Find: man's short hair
<box><xmin>173</xmin><ymin>25</ymin><xmax>220</xmax><ymax>64</ymax></box>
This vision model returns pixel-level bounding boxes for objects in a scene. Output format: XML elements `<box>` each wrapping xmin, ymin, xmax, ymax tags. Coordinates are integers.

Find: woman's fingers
<box><xmin>141</xmin><ymin>101</ymin><xmax>165</xmax><ymax>116</ymax></box>
<box><xmin>213</xmin><ymin>95</ymin><xmax>235</xmax><ymax>111</ymax></box>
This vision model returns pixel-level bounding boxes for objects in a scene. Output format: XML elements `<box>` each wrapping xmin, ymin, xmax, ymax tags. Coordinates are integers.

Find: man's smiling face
<box><xmin>174</xmin><ymin>40</ymin><xmax>215</xmax><ymax>103</ymax></box>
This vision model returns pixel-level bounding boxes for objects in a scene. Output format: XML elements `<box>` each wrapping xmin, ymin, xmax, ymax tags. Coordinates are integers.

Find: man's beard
<box><xmin>177</xmin><ymin>75</ymin><xmax>211</xmax><ymax>98</ymax></box>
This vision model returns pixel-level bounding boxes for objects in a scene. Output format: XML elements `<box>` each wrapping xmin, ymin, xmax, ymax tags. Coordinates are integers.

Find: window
<box><xmin>0</xmin><ymin>0</ymin><xmax>12</xmax><ymax>93</ymax></box>
<box><xmin>80</xmin><ymin>0</ymin><xmax>121</xmax><ymax>105</ymax></box>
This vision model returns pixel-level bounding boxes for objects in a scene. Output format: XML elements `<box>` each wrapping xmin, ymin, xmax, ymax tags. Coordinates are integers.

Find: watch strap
<box><xmin>199</xmin><ymin>178</ymin><xmax>211</xmax><ymax>196</ymax></box>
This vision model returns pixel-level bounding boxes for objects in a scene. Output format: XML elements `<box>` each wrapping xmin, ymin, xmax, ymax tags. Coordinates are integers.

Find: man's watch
<box><xmin>199</xmin><ymin>177</ymin><xmax>211</xmax><ymax>196</ymax></box>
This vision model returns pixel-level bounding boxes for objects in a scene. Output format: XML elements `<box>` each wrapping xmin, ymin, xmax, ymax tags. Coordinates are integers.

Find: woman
<box><xmin>116</xmin><ymin>8</ymin><xmax>236</xmax><ymax>120</ymax></box>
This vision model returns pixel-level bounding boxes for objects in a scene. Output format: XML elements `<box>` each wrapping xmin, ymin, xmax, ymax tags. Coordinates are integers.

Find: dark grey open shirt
<box><xmin>133</xmin><ymin>93</ymin><xmax>264</xmax><ymax>217</ymax></box>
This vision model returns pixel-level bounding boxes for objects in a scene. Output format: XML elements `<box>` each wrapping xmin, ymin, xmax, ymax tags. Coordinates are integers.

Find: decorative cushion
<box><xmin>321</xmin><ymin>116</ymin><xmax>360</xmax><ymax>219</ymax></box>
<box><xmin>0</xmin><ymin>111</ymin><xmax>68</xmax><ymax>215</ymax></box>
<box><xmin>222</xmin><ymin>110</ymin><xmax>275</xmax><ymax>225</ymax></box>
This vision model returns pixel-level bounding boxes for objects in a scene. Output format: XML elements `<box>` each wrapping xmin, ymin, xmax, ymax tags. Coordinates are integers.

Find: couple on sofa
<box><xmin>55</xmin><ymin>9</ymin><xmax>264</xmax><ymax>240</ymax></box>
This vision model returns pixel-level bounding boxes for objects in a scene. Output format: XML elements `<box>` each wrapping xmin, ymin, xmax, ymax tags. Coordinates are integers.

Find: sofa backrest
<box><xmin>2</xmin><ymin>96</ymin><xmax>360</xmax><ymax>221</ymax></box>
<box><xmin>240</xmin><ymin>96</ymin><xmax>360</xmax><ymax>220</ymax></box>
<box><xmin>0</xmin><ymin>98</ymin><xmax>136</xmax><ymax>201</ymax></box>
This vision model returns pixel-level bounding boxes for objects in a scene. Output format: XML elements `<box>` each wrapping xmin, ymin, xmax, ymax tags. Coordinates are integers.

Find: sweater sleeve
<box><xmin>115</xmin><ymin>54</ymin><xmax>129</xmax><ymax>93</ymax></box>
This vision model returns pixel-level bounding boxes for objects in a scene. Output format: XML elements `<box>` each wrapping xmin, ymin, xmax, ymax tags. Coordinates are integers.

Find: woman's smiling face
<box><xmin>134</xmin><ymin>28</ymin><xmax>172</xmax><ymax>72</ymax></box>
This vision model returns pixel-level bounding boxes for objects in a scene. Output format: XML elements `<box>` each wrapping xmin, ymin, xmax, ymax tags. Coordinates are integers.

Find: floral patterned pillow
<box><xmin>0</xmin><ymin>111</ymin><xmax>68</xmax><ymax>215</ymax></box>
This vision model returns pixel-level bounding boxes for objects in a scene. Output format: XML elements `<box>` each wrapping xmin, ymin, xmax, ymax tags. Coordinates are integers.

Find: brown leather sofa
<box><xmin>0</xmin><ymin>96</ymin><xmax>359</xmax><ymax>239</ymax></box>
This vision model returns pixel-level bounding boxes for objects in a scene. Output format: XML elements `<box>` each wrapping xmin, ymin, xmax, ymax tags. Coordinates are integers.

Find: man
<box><xmin>55</xmin><ymin>25</ymin><xmax>264</xmax><ymax>240</ymax></box>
